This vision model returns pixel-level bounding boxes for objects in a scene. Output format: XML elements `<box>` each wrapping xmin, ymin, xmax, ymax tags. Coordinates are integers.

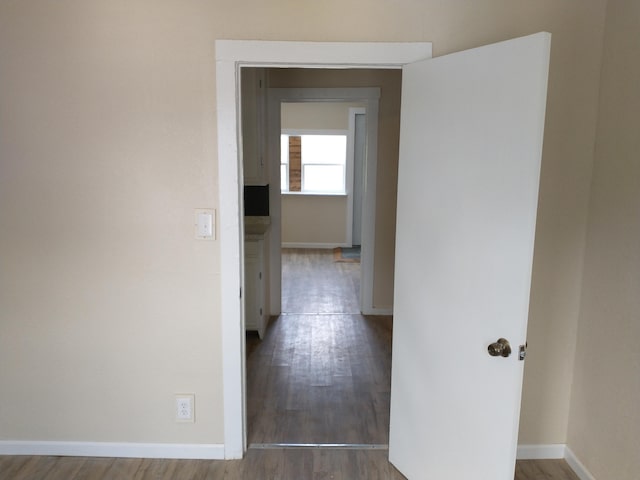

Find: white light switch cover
<box><xmin>194</xmin><ymin>209</ymin><xmax>215</xmax><ymax>240</ymax></box>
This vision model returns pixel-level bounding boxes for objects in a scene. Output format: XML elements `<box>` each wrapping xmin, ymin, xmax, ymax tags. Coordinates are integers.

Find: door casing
<box><xmin>350</xmin><ymin>107</ymin><xmax>367</xmax><ymax>246</ymax></box>
<box><xmin>215</xmin><ymin>40</ymin><xmax>433</xmax><ymax>458</ymax></box>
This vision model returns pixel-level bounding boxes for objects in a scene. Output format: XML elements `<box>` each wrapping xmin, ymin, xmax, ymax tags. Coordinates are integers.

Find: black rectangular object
<box><xmin>244</xmin><ymin>185</ymin><xmax>270</xmax><ymax>216</ymax></box>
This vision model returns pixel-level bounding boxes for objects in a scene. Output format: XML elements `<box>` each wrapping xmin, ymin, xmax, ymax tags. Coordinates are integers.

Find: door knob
<box><xmin>488</xmin><ymin>338</ymin><xmax>511</xmax><ymax>357</ymax></box>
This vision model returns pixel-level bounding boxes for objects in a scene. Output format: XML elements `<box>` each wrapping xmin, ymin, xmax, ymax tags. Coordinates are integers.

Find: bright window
<box><xmin>281</xmin><ymin>133</ymin><xmax>347</xmax><ymax>194</ymax></box>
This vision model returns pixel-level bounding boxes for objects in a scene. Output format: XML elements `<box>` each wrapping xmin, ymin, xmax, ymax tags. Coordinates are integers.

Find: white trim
<box><xmin>516</xmin><ymin>444</ymin><xmax>565</xmax><ymax>459</ymax></box>
<box><xmin>216</xmin><ymin>39</ymin><xmax>432</xmax><ymax>459</ymax></box>
<box><xmin>357</xmin><ymin>96</ymin><xmax>378</xmax><ymax>315</ymax></box>
<box><xmin>565</xmin><ymin>447</ymin><xmax>598</xmax><ymax>480</ymax></box>
<box><xmin>0</xmin><ymin>441</ymin><xmax>225</xmax><ymax>459</ymax></box>
<box><xmin>345</xmin><ymin>111</ymin><xmax>356</xmax><ymax>246</ymax></box>
<box><xmin>282</xmin><ymin>242</ymin><xmax>349</xmax><ymax>249</ymax></box>
<box><xmin>216</xmin><ymin>46</ymin><xmax>245</xmax><ymax>460</ymax></box>
<box><xmin>280</xmin><ymin>129</ymin><xmax>350</xmax><ymax>196</ymax></box>
<box><xmin>0</xmin><ymin>440</ymin><xmax>596</xmax><ymax>480</ymax></box>
<box><xmin>515</xmin><ymin>444</ymin><xmax>597</xmax><ymax>480</ymax></box>
<box><xmin>282</xmin><ymin>191</ymin><xmax>347</xmax><ymax>197</ymax></box>
<box><xmin>347</xmin><ymin>107</ymin><xmax>366</xmax><ymax>248</ymax></box>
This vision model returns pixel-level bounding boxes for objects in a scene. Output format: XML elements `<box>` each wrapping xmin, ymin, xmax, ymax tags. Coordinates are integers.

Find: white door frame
<box><xmin>348</xmin><ymin>107</ymin><xmax>367</xmax><ymax>247</ymax></box>
<box><xmin>215</xmin><ymin>40</ymin><xmax>432</xmax><ymax>459</ymax></box>
<box><xmin>267</xmin><ymin>88</ymin><xmax>380</xmax><ymax>317</ymax></box>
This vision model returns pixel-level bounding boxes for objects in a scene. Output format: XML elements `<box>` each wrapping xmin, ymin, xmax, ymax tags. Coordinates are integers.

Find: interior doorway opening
<box><xmin>241</xmin><ymin>67</ymin><xmax>399</xmax><ymax>447</ymax></box>
<box><xmin>246</xmin><ymin>248</ymin><xmax>394</xmax><ymax>446</ymax></box>
<box><xmin>216</xmin><ymin>40</ymin><xmax>433</xmax><ymax>459</ymax></box>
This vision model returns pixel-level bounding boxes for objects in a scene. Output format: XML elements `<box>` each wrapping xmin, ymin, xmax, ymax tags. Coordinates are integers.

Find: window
<box><xmin>281</xmin><ymin>132</ymin><xmax>348</xmax><ymax>194</ymax></box>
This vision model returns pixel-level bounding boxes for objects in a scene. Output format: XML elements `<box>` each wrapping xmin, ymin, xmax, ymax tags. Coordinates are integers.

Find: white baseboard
<box><xmin>565</xmin><ymin>446</ymin><xmax>597</xmax><ymax>480</ymax></box>
<box><xmin>516</xmin><ymin>444</ymin><xmax>597</xmax><ymax>480</ymax></box>
<box><xmin>517</xmin><ymin>443</ymin><xmax>566</xmax><ymax>459</ymax></box>
<box><xmin>0</xmin><ymin>441</ymin><xmax>225</xmax><ymax>459</ymax></box>
<box><xmin>0</xmin><ymin>440</ymin><xmax>599</xmax><ymax>480</ymax></box>
<box><xmin>282</xmin><ymin>242</ymin><xmax>349</xmax><ymax>249</ymax></box>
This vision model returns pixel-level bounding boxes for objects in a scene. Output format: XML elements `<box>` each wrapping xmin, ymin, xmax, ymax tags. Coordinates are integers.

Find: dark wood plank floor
<box><xmin>247</xmin><ymin>248</ymin><xmax>390</xmax><ymax>445</ymax></box>
<box><xmin>247</xmin><ymin>313</ymin><xmax>393</xmax><ymax>445</ymax></box>
<box><xmin>515</xmin><ymin>459</ymin><xmax>581</xmax><ymax>480</ymax></box>
<box><xmin>0</xmin><ymin>454</ymin><xmax>582</xmax><ymax>479</ymax></box>
<box><xmin>280</xmin><ymin>248</ymin><xmax>361</xmax><ymax>315</ymax></box>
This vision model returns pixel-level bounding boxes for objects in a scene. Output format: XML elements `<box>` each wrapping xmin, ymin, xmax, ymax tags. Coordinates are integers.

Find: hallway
<box><xmin>246</xmin><ymin>248</ymin><xmax>391</xmax><ymax>445</ymax></box>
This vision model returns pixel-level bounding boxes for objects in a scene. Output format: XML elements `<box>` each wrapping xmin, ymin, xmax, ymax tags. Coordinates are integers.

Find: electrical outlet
<box><xmin>175</xmin><ymin>394</ymin><xmax>195</xmax><ymax>423</ymax></box>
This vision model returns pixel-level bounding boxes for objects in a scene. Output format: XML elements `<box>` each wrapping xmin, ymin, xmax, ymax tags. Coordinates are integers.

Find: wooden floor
<box><xmin>247</xmin><ymin>248</ymin><xmax>390</xmax><ymax>445</ymax></box>
<box><xmin>246</xmin><ymin>313</ymin><xmax>393</xmax><ymax>445</ymax></box>
<box><xmin>0</xmin><ymin>453</ymin><xmax>582</xmax><ymax>479</ymax></box>
<box><xmin>0</xmin><ymin>250</ymin><xmax>580</xmax><ymax>479</ymax></box>
<box><xmin>280</xmin><ymin>248</ymin><xmax>361</xmax><ymax>315</ymax></box>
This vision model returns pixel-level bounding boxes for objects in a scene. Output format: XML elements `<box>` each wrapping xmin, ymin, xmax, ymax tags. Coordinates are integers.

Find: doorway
<box><xmin>246</xmin><ymin>248</ymin><xmax>393</xmax><ymax>445</ymax></box>
<box><xmin>264</xmin><ymin>83</ymin><xmax>384</xmax><ymax>318</ymax></box>
<box><xmin>244</xmin><ymin>73</ymin><xmax>393</xmax><ymax>446</ymax></box>
<box><xmin>216</xmin><ymin>40</ymin><xmax>433</xmax><ymax>458</ymax></box>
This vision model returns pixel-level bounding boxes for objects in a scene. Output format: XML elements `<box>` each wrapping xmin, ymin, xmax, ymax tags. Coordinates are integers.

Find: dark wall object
<box><xmin>244</xmin><ymin>185</ymin><xmax>270</xmax><ymax>216</ymax></box>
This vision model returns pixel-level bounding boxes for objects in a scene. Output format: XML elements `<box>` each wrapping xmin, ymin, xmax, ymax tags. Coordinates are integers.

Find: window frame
<box><xmin>281</xmin><ymin>129</ymin><xmax>350</xmax><ymax>196</ymax></box>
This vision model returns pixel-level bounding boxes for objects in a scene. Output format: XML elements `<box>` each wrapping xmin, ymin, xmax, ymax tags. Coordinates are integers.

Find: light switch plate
<box><xmin>194</xmin><ymin>209</ymin><xmax>215</xmax><ymax>240</ymax></box>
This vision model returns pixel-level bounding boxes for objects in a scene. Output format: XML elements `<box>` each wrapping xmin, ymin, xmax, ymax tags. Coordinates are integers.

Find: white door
<box><xmin>389</xmin><ymin>33</ymin><xmax>551</xmax><ymax>479</ymax></box>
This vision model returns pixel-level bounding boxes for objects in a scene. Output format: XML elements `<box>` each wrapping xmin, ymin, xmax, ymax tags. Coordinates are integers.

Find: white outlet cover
<box><xmin>175</xmin><ymin>394</ymin><xmax>195</xmax><ymax>423</ymax></box>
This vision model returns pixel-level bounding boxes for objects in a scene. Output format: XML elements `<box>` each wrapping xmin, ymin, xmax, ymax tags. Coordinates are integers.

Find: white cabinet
<box><xmin>241</xmin><ymin>68</ymin><xmax>268</xmax><ymax>185</ymax></box>
<box><xmin>244</xmin><ymin>238</ymin><xmax>267</xmax><ymax>338</ymax></box>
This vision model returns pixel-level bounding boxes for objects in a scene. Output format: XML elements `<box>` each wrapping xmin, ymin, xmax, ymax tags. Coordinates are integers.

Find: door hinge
<box><xmin>239</xmin><ymin>287</ymin><xmax>242</xmax><ymax>299</ymax></box>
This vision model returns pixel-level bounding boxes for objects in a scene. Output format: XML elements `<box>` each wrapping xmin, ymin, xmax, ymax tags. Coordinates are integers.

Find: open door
<box><xmin>389</xmin><ymin>33</ymin><xmax>551</xmax><ymax>479</ymax></box>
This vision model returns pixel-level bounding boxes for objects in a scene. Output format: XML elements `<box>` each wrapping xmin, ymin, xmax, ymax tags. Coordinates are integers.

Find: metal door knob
<box><xmin>488</xmin><ymin>338</ymin><xmax>511</xmax><ymax>357</ymax></box>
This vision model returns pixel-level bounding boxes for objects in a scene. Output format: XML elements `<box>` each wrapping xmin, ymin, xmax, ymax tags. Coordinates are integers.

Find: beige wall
<box><xmin>282</xmin><ymin>195</ymin><xmax>348</xmax><ymax>246</ymax></box>
<box><xmin>0</xmin><ymin>2</ymin><xmax>223</xmax><ymax>443</ymax></box>
<box><xmin>0</xmin><ymin>0</ymin><xmax>609</xmax><ymax>453</ymax></box>
<box><xmin>281</xmin><ymin>102</ymin><xmax>363</xmax><ymax>130</ymax></box>
<box><xmin>567</xmin><ymin>0</ymin><xmax>640</xmax><ymax>478</ymax></box>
